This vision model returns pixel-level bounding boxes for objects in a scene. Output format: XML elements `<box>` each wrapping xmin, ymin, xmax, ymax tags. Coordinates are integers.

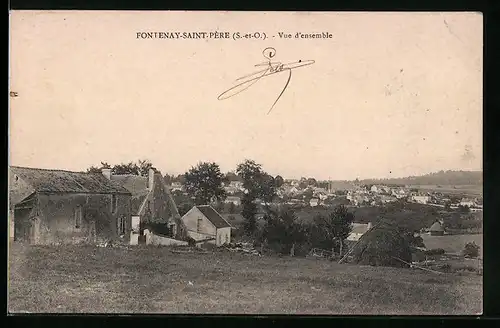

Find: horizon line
<box><xmin>8</xmin><ymin>164</ymin><xmax>483</xmax><ymax>183</ymax></box>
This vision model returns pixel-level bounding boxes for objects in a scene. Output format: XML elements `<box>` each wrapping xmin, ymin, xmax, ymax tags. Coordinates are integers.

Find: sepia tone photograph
<box><xmin>8</xmin><ymin>11</ymin><xmax>482</xmax><ymax>314</ymax></box>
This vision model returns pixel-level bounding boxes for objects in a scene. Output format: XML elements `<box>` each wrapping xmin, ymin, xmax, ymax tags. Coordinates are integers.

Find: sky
<box><xmin>9</xmin><ymin>11</ymin><xmax>483</xmax><ymax>180</ymax></box>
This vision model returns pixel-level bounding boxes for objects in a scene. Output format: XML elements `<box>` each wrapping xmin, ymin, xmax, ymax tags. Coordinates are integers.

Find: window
<box><xmin>219</xmin><ymin>234</ymin><xmax>222</xmax><ymax>245</ymax></box>
<box><xmin>197</xmin><ymin>218</ymin><xmax>202</xmax><ymax>233</ymax></box>
<box><xmin>118</xmin><ymin>217</ymin><xmax>126</xmax><ymax>235</ymax></box>
<box><xmin>225</xmin><ymin>234</ymin><xmax>229</xmax><ymax>244</ymax></box>
<box><xmin>111</xmin><ymin>195</ymin><xmax>118</xmax><ymax>214</ymax></box>
<box><xmin>169</xmin><ymin>224</ymin><xmax>176</xmax><ymax>237</ymax></box>
<box><xmin>75</xmin><ymin>206</ymin><xmax>83</xmax><ymax>229</ymax></box>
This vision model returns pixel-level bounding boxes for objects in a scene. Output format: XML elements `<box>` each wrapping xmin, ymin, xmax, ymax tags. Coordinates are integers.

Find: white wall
<box><xmin>187</xmin><ymin>230</ymin><xmax>216</xmax><ymax>243</ymax></box>
<box><xmin>148</xmin><ymin>233</ymin><xmax>188</xmax><ymax>246</ymax></box>
<box><xmin>131</xmin><ymin>229</ymin><xmax>189</xmax><ymax>246</ymax></box>
<box><xmin>181</xmin><ymin>207</ymin><xmax>216</xmax><ymax>237</ymax></box>
<box><xmin>131</xmin><ymin>216</ymin><xmax>140</xmax><ymax>233</ymax></box>
<box><xmin>216</xmin><ymin>227</ymin><xmax>231</xmax><ymax>246</ymax></box>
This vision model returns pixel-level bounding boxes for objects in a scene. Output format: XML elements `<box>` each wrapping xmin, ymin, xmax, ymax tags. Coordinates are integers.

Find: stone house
<box><xmin>181</xmin><ymin>205</ymin><xmax>232</xmax><ymax>246</ymax></box>
<box><xmin>9</xmin><ymin>166</ymin><xmax>132</xmax><ymax>245</ymax></box>
<box><xmin>109</xmin><ymin>168</ymin><xmax>187</xmax><ymax>243</ymax></box>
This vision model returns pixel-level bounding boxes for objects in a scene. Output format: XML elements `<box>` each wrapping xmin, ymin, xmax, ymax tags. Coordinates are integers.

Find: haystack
<box><xmin>350</xmin><ymin>221</ymin><xmax>413</xmax><ymax>268</ymax></box>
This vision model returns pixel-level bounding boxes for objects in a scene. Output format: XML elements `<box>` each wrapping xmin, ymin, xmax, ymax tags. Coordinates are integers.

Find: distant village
<box><xmin>8</xmin><ymin>164</ymin><xmax>483</xmax><ymax>254</ymax></box>
<box><xmin>211</xmin><ymin>178</ymin><xmax>484</xmax><ymax>211</ymax></box>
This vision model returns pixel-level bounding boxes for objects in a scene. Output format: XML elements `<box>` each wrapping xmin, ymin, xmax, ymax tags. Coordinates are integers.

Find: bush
<box><xmin>463</xmin><ymin>241</ymin><xmax>480</xmax><ymax>258</ymax></box>
<box><xmin>144</xmin><ymin>222</ymin><xmax>174</xmax><ymax>237</ymax></box>
<box><xmin>187</xmin><ymin>237</ymin><xmax>197</xmax><ymax>247</ymax></box>
<box><xmin>424</xmin><ymin>248</ymin><xmax>446</xmax><ymax>256</ymax></box>
<box><xmin>231</xmin><ymin>228</ymin><xmax>246</xmax><ymax>242</ymax></box>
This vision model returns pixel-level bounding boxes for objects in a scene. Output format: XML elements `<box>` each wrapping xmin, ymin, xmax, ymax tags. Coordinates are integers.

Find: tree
<box><xmin>229</xmin><ymin>202</ymin><xmax>236</xmax><ymax>214</ymax></box>
<box><xmin>225</xmin><ymin>171</ymin><xmax>241</xmax><ymax>182</ymax></box>
<box><xmin>164</xmin><ymin>173</ymin><xmax>173</xmax><ymax>185</ymax></box>
<box><xmin>402</xmin><ymin>230</ymin><xmax>425</xmax><ymax>248</ymax></box>
<box><xmin>314</xmin><ymin>205</ymin><xmax>354</xmax><ymax>257</ymax></box>
<box><xmin>299</xmin><ymin>178</ymin><xmax>308</xmax><ymax>189</ymax></box>
<box><xmin>176</xmin><ymin>174</ymin><xmax>186</xmax><ymax>185</ymax></box>
<box><xmin>137</xmin><ymin>159</ymin><xmax>155</xmax><ymax>176</ymax></box>
<box><xmin>261</xmin><ymin>209</ymin><xmax>306</xmax><ymax>256</ymax></box>
<box><xmin>236</xmin><ymin>160</ymin><xmax>277</xmax><ymax>236</ymax></box>
<box><xmin>178</xmin><ymin>203</ymin><xmax>193</xmax><ymax>217</ymax></box>
<box><xmin>274</xmin><ymin>175</ymin><xmax>285</xmax><ymax>188</ymax></box>
<box><xmin>258</xmin><ymin>173</ymin><xmax>277</xmax><ymax>204</ymax></box>
<box><xmin>184</xmin><ymin>162</ymin><xmax>227</xmax><ymax>205</ymax></box>
<box><xmin>111</xmin><ymin>162</ymin><xmax>140</xmax><ymax>175</ymax></box>
<box><xmin>87</xmin><ymin>160</ymin><xmax>157</xmax><ymax>176</ymax></box>
<box><xmin>241</xmin><ymin>193</ymin><xmax>258</xmax><ymax>236</ymax></box>
<box><xmin>236</xmin><ymin>160</ymin><xmax>263</xmax><ymax>194</ymax></box>
<box><xmin>306</xmin><ymin>178</ymin><xmax>318</xmax><ymax>187</ymax></box>
<box><xmin>318</xmin><ymin>181</ymin><xmax>329</xmax><ymax>190</ymax></box>
<box><xmin>86</xmin><ymin>162</ymin><xmax>111</xmax><ymax>173</ymax></box>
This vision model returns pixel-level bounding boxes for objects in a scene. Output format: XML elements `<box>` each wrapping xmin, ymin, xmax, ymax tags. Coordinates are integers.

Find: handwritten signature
<box><xmin>218</xmin><ymin>47</ymin><xmax>315</xmax><ymax>114</ymax></box>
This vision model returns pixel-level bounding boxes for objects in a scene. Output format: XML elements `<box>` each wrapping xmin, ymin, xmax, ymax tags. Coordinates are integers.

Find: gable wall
<box><xmin>181</xmin><ymin>207</ymin><xmax>216</xmax><ymax>237</ymax></box>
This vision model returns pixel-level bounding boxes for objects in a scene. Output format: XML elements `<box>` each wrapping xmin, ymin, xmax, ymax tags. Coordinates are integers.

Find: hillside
<box><xmin>355</xmin><ymin>170</ymin><xmax>482</xmax><ymax>186</ymax></box>
<box><xmin>9</xmin><ymin>244</ymin><xmax>482</xmax><ymax>314</ymax></box>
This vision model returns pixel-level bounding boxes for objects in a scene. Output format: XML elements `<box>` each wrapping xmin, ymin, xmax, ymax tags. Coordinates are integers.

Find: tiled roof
<box><xmin>110</xmin><ymin>175</ymin><xmax>149</xmax><ymax>197</ymax></box>
<box><xmin>10</xmin><ymin>166</ymin><xmax>130</xmax><ymax>195</ymax></box>
<box><xmin>196</xmin><ymin>205</ymin><xmax>232</xmax><ymax>229</ymax></box>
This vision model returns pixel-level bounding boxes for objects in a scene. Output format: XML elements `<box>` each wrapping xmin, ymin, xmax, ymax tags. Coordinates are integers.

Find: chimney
<box><xmin>367</xmin><ymin>222</ymin><xmax>373</xmax><ymax>230</ymax></box>
<box><xmin>102</xmin><ymin>168</ymin><xmax>111</xmax><ymax>180</ymax></box>
<box><xmin>148</xmin><ymin>168</ymin><xmax>155</xmax><ymax>190</ymax></box>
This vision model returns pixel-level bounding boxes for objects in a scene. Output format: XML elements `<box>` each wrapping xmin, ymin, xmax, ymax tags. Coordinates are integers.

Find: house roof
<box><xmin>222</xmin><ymin>213</ymin><xmax>245</xmax><ymax>224</ymax></box>
<box><xmin>196</xmin><ymin>205</ymin><xmax>232</xmax><ymax>229</ymax></box>
<box><xmin>110</xmin><ymin>175</ymin><xmax>150</xmax><ymax>214</ymax></box>
<box><xmin>351</xmin><ymin>223</ymin><xmax>371</xmax><ymax>235</ymax></box>
<box><xmin>111</xmin><ymin>173</ymin><xmax>180</xmax><ymax>219</ymax></box>
<box><xmin>110</xmin><ymin>175</ymin><xmax>149</xmax><ymax>197</ymax></box>
<box><xmin>10</xmin><ymin>166</ymin><xmax>130</xmax><ymax>195</ymax></box>
<box><xmin>429</xmin><ymin>221</ymin><xmax>444</xmax><ymax>232</ymax></box>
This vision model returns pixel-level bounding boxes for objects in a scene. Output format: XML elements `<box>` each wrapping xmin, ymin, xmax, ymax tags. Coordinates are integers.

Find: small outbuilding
<box><xmin>181</xmin><ymin>205</ymin><xmax>232</xmax><ymax>246</ymax></box>
<box><xmin>429</xmin><ymin>221</ymin><xmax>445</xmax><ymax>236</ymax></box>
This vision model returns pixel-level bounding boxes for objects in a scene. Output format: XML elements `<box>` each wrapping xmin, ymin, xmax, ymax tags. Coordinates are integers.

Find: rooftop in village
<box><xmin>10</xmin><ymin>166</ymin><xmax>131</xmax><ymax>195</ymax></box>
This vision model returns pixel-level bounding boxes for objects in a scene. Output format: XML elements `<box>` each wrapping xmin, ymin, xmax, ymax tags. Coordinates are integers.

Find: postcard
<box><xmin>8</xmin><ymin>11</ymin><xmax>483</xmax><ymax>314</ymax></box>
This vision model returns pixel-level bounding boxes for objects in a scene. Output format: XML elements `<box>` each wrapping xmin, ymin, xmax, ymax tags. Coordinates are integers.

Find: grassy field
<box><xmin>421</xmin><ymin>233</ymin><xmax>483</xmax><ymax>257</ymax></box>
<box><xmin>8</xmin><ymin>243</ymin><xmax>482</xmax><ymax>314</ymax></box>
<box><xmin>408</xmin><ymin>185</ymin><xmax>482</xmax><ymax>197</ymax></box>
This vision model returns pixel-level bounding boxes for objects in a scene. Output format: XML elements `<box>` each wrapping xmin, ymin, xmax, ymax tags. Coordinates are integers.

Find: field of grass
<box><xmin>421</xmin><ymin>233</ymin><xmax>483</xmax><ymax>257</ymax></box>
<box><xmin>408</xmin><ymin>185</ymin><xmax>482</xmax><ymax>197</ymax></box>
<box><xmin>8</xmin><ymin>243</ymin><xmax>482</xmax><ymax>314</ymax></box>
